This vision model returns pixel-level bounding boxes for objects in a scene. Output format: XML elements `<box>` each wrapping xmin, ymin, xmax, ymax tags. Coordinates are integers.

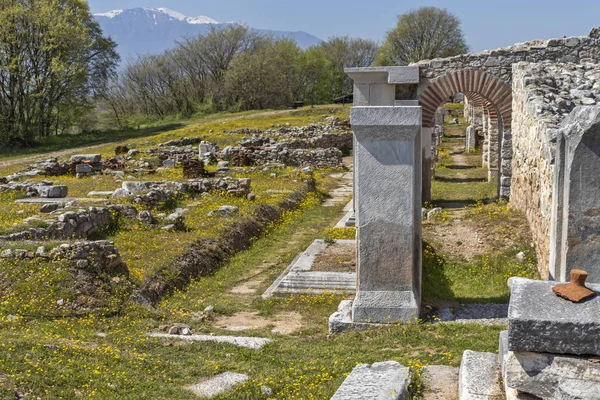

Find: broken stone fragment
<box><xmin>552</xmin><ymin>269</ymin><xmax>596</xmax><ymax>303</ymax></box>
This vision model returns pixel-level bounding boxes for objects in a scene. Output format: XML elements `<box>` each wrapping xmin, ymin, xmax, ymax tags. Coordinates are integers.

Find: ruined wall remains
<box><xmin>511</xmin><ymin>61</ymin><xmax>600</xmax><ymax>277</ymax></box>
<box><xmin>414</xmin><ymin>28</ymin><xmax>600</xmax><ymax>88</ymax></box>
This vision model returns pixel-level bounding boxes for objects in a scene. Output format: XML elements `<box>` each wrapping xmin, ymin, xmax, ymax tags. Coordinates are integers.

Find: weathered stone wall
<box><xmin>414</xmin><ymin>28</ymin><xmax>600</xmax><ymax>88</ymax></box>
<box><xmin>0</xmin><ymin>207</ymin><xmax>114</xmax><ymax>241</ymax></box>
<box><xmin>510</xmin><ymin>61</ymin><xmax>600</xmax><ymax>277</ymax></box>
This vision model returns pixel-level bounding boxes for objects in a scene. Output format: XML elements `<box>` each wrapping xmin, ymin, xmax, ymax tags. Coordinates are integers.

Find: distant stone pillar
<box><xmin>465</xmin><ymin>125</ymin><xmax>474</xmax><ymax>153</ymax></box>
<box><xmin>499</xmin><ymin>130</ymin><xmax>513</xmax><ymax>198</ymax></box>
<box><xmin>550</xmin><ymin>106</ymin><xmax>600</xmax><ymax>283</ymax></box>
<box><xmin>482</xmin><ymin>110</ymin><xmax>490</xmax><ymax>167</ymax></box>
<box><xmin>487</xmin><ymin>116</ymin><xmax>500</xmax><ymax>182</ymax></box>
<box><xmin>422</xmin><ymin>127</ymin><xmax>433</xmax><ymax>203</ymax></box>
<box><xmin>352</xmin><ymin>106</ymin><xmax>422</xmax><ymax>323</ymax></box>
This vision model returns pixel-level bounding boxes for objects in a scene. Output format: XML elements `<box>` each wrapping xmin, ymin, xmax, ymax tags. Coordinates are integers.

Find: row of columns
<box><xmin>463</xmin><ymin>98</ymin><xmax>511</xmax><ymax>197</ymax></box>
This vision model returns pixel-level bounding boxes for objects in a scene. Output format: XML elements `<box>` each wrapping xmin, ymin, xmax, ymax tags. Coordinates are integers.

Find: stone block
<box><xmin>122</xmin><ymin>181</ymin><xmax>152</xmax><ymax>194</ymax></box>
<box><xmin>504</xmin><ymin>349</ymin><xmax>600</xmax><ymax>399</ymax></box>
<box><xmin>331</xmin><ymin>361</ymin><xmax>411</xmax><ymax>400</ymax></box>
<box><xmin>147</xmin><ymin>332</ymin><xmax>272</xmax><ymax>349</ymax></box>
<box><xmin>38</xmin><ymin>185</ymin><xmax>68</xmax><ymax>198</ymax></box>
<box><xmin>69</xmin><ymin>154</ymin><xmax>101</xmax><ymax>163</ymax></box>
<box><xmin>186</xmin><ymin>372</ymin><xmax>248</xmax><ymax>398</ymax></box>
<box><xmin>508</xmin><ymin>277</ymin><xmax>600</xmax><ymax>356</ymax></box>
<box><xmin>75</xmin><ymin>164</ymin><xmax>94</xmax><ymax>174</ymax></box>
<box><xmin>459</xmin><ymin>351</ymin><xmax>503</xmax><ymax>400</ymax></box>
<box><xmin>162</xmin><ymin>159</ymin><xmax>176</xmax><ymax>168</ymax></box>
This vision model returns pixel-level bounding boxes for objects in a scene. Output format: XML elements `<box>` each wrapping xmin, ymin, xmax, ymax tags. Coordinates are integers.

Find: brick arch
<box><xmin>464</xmin><ymin>92</ymin><xmax>498</xmax><ymax>118</ymax></box>
<box><xmin>420</xmin><ymin>70</ymin><xmax>512</xmax><ymax>128</ymax></box>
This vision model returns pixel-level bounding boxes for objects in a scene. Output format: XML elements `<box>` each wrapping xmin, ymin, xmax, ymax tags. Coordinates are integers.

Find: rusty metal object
<box><xmin>552</xmin><ymin>269</ymin><xmax>597</xmax><ymax>303</ymax></box>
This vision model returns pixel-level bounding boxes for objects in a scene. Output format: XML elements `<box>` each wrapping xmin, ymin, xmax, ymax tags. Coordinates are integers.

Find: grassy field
<box><xmin>0</xmin><ymin>105</ymin><xmax>539</xmax><ymax>399</ymax></box>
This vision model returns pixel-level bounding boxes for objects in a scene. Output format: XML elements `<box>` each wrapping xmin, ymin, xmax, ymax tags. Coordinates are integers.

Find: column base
<box><xmin>329</xmin><ymin>291</ymin><xmax>420</xmax><ymax>334</ymax></box>
<box><xmin>353</xmin><ymin>290</ymin><xmax>419</xmax><ymax>323</ymax></box>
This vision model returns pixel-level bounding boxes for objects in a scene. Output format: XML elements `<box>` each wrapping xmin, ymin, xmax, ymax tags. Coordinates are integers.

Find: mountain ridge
<box><xmin>94</xmin><ymin>7</ymin><xmax>323</xmax><ymax>62</ymax></box>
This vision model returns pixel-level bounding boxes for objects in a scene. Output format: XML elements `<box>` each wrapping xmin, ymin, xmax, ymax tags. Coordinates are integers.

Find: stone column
<box><xmin>499</xmin><ymin>130</ymin><xmax>513</xmax><ymax>198</ymax></box>
<box><xmin>352</xmin><ymin>106</ymin><xmax>422</xmax><ymax>323</ymax></box>
<box><xmin>422</xmin><ymin>127</ymin><xmax>433</xmax><ymax>203</ymax></box>
<box><xmin>550</xmin><ymin>106</ymin><xmax>600</xmax><ymax>283</ymax></box>
<box><xmin>330</xmin><ymin>67</ymin><xmax>423</xmax><ymax>332</ymax></box>
<box><xmin>465</xmin><ymin>125</ymin><xmax>474</xmax><ymax>153</ymax></box>
<box><xmin>482</xmin><ymin>110</ymin><xmax>489</xmax><ymax>167</ymax></box>
<box><xmin>487</xmin><ymin>116</ymin><xmax>500</xmax><ymax>182</ymax></box>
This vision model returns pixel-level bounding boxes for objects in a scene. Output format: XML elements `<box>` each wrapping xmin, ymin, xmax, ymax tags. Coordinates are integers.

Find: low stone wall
<box><xmin>510</xmin><ymin>62</ymin><xmax>600</xmax><ymax>277</ymax></box>
<box><xmin>224</xmin><ymin>147</ymin><xmax>344</xmax><ymax>168</ymax></box>
<box><xmin>0</xmin><ymin>181</ymin><xmax>68</xmax><ymax>198</ymax></box>
<box><xmin>0</xmin><ymin>207</ymin><xmax>114</xmax><ymax>241</ymax></box>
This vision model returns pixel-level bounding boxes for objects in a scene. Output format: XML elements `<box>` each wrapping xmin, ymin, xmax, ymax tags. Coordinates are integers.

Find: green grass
<box><xmin>0</xmin><ymin>187</ymin><xmax>504</xmax><ymax>399</ymax></box>
<box><xmin>0</xmin><ymin>106</ymin><xmax>538</xmax><ymax>399</ymax></box>
<box><xmin>423</xmin><ymin>243</ymin><xmax>537</xmax><ymax>303</ymax></box>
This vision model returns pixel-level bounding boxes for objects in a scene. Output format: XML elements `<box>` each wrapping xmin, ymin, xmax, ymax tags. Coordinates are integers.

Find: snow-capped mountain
<box><xmin>94</xmin><ymin>7</ymin><xmax>322</xmax><ymax>62</ymax></box>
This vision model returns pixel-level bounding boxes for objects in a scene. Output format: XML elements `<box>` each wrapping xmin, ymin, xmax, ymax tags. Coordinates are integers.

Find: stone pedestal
<box><xmin>330</xmin><ymin>67</ymin><xmax>423</xmax><ymax>333</ymax></box>
<box><xmin>351</xmin><ymin>106</ymin><xmax>422</xmax><ymax>324</ymax></box>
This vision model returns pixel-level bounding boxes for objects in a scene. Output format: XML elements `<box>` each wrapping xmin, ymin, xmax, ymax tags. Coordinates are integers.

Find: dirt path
<box><xmin>214</xmin><ymin>170</ymin><xmax>352</xmax><ymax>335</ymax></box>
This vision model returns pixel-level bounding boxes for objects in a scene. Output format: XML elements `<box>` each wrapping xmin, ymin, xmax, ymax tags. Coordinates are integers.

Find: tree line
<box><xmin>102</xmin><ymin>25</ymin><xmax>379</xmax><ymax>129</ymax></box>
<box><xmin>0</xmin><ymin>2</ymin><xmax>468</xmax><ymax>147</ymax></box>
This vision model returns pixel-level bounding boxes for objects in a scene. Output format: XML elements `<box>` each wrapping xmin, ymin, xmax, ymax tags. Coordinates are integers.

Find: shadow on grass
<box><xmin>445</xmin><ymin>165</ymin><xmax>477</xmax><ymax>170</ymax></box>
<box><xmin>444</xmin><ymin>134</ymin><xmax>466</xmax><ymax>139</ymax></box>
<box><xmin>0</xmin><ymin>123</ymin><xmax>185</xmax><ymax>159</ymax></box>
<box><xmin>435</xmin><ymin>177</ymin><xmax>488</xmax><ymax>183</ymax></box>
<box><xmin>423</xmin><ymin>241</ymin><xmax>537</xmax><ymax>304</ymax></box>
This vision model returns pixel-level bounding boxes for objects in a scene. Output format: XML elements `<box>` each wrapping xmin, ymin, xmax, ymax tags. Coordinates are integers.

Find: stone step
<box><xmin>275</xmin><ymin>271</ymin><xmax>356</xmax><ymax>294</ymax></box>
<box><xmin>459</xmin><ymin>351</ymin><xmax>503</xmax><ymax>400</ymax></box>
<box><xmin>422</xmin><ymin>365</ymin><xmax>459</xmax><ymax>400</ymax></box>
<box><xmin>331</xmin><ymin>361</ymin><xmax>411</xmax><ymax>400</ymax></box>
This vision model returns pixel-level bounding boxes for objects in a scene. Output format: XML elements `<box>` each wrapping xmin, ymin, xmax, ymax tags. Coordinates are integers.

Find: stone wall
<box><xmin>414</xmin><ymin>28</ymin><xmax>600</xmax><ymax>88</ymax></box>
<box><xmin>0</xmin><ymin>207</ymin><xmax>114</xmax><ymax>242</ymax></box>
<box><xmin>510</xmin><ymin>61</ymin><xmax>600</xmax><ymax>277</ymax></box>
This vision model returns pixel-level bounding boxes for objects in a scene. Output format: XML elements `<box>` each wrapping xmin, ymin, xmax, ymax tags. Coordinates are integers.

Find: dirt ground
<box><xmin>311</xmin><ymin>240</ymin><xmax>356</xmax><ymax>272</ymax></box>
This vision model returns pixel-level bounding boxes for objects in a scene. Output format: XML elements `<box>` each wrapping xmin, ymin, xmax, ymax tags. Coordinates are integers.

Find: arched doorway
<box><xmin>419</xmin><ymin>70</ymin><xmax>513</xmax><ymax>198</ymax></box>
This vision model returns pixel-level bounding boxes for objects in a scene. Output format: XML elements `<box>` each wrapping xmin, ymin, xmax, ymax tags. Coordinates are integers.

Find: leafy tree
<box><xmin>377</xmin><ymin>7</ymin><xmax>468</xmax><ymax>66</ymax></box>
<box><xmin>317</xmin><ymin>37</ymin><xmax>379</xmax><ymax>98</ymax></box>
<box><xmin>0</xmin><ymin>0</ymin><xmax>119</xmax><ymax>146</ymax></box>
<box><xmin>223</xmin><ymin>38</ymin><xmax>302</xmax><ymax>111</ymax></box>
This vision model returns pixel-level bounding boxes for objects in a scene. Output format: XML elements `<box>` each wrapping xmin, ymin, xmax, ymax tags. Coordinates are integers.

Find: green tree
<box><xmin>377</xmin><ymin>7</ymin><xmax>468</xmax><ymax>66</ymax></box>
<box><xmin>317</xmin><ymin>37</ymin><xmax>379</xmax><ymax>98</ymax></box>
<box><xmin>223</xmin><ymin>38</ymin><xmax>302</xmax><ymax>111</ymax></box>
<box><xmin>0</xmin><ymin>0</ymin><xmax>118</xmax><ymax>146</ymax></box>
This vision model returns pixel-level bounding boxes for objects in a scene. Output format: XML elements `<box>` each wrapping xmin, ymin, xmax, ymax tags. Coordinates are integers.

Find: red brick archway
<box><xmin>419</xmin><ymin>70</ymin><xmax>512</xmax><ymax>128</ymax></box>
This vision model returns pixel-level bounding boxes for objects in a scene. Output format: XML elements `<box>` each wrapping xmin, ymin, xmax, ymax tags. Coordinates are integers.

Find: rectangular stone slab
<box><xmin>459</xmin><ymin>350</ymin><xmax>503</xmax><ymax>400</ymax></box>
<box><xmin>500</xmin><ymin>330</ymin><xmax>600</xmax><ymax>399</ymax></box>
<box><xmin>331</xmin><ymin>361</ymin><xmax>410</xmax><ymax>400</ymax></box>
<box><xmin>508</xmin><ymin>277</ymin><xmax>600</xmax><ymax>355</ymax></box>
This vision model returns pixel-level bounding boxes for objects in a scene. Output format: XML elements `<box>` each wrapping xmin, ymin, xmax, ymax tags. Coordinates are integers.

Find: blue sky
<box><xmin>88</xmin><ymin>0</ymin><xmax>600</xmax><ymax>52</ymax></box>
